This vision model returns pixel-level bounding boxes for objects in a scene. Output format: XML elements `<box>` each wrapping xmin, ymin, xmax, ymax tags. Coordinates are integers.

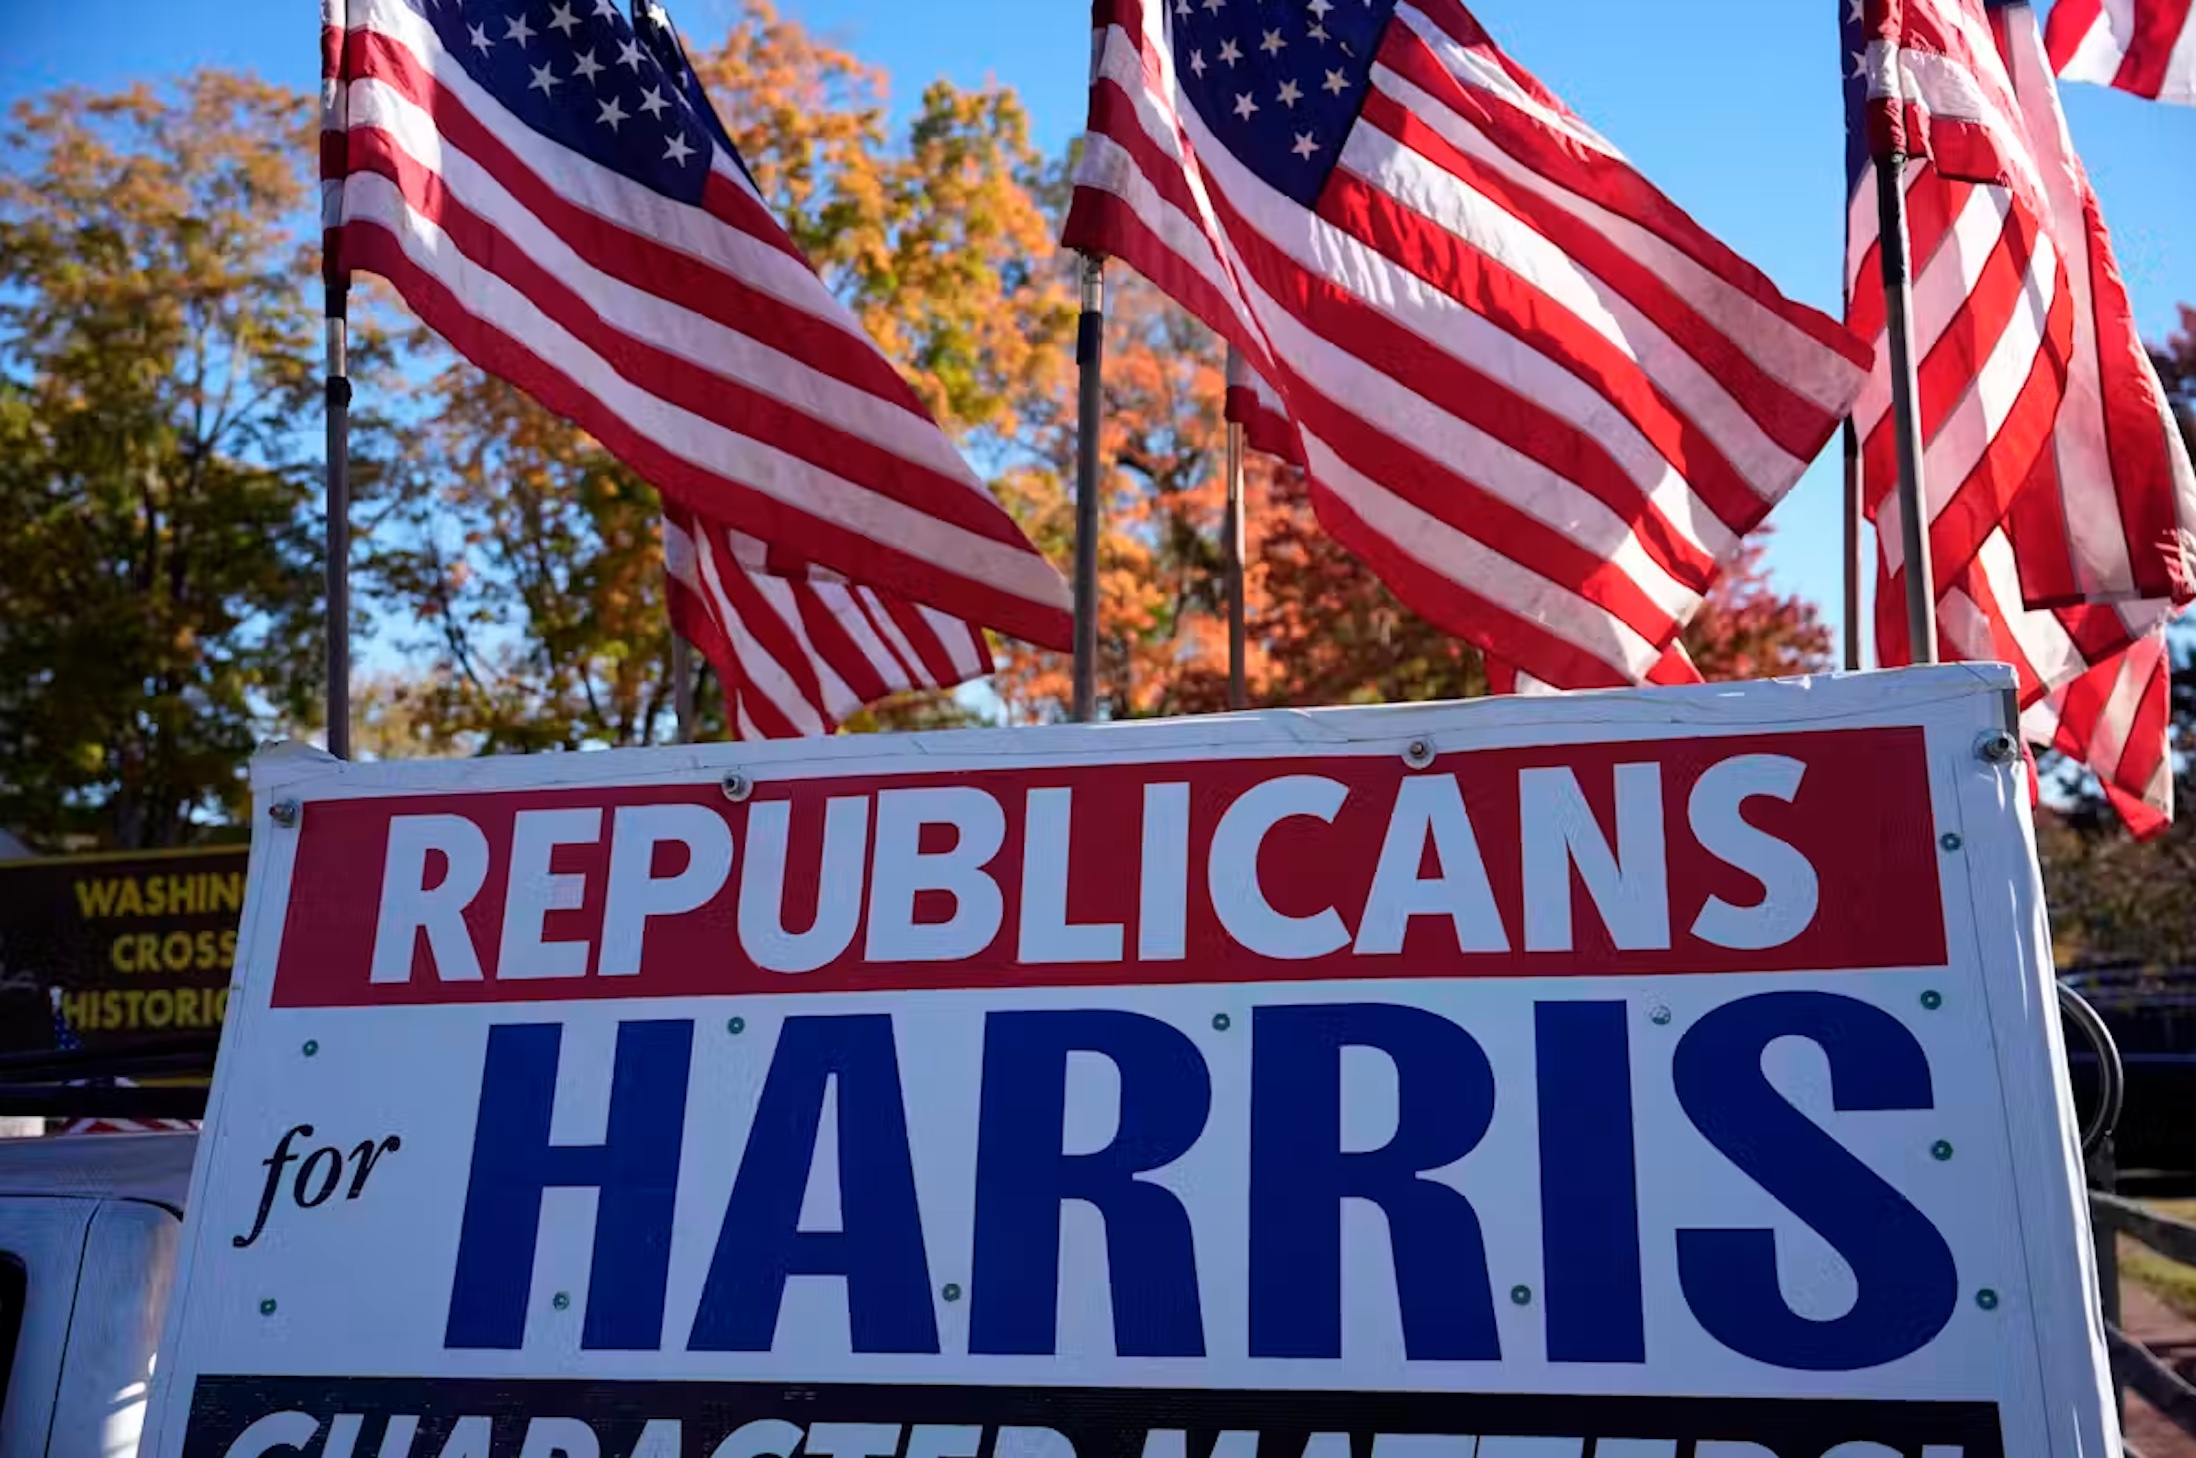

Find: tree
<box><xmin>364</xmin><ymin>2</ymin><xmax>1076</xmax><ymax>749</ymax></box>
<box><xmin>2150</xmin><ymin>303</ymin><xmax>2195</xmax><ymax>464</ymax></box>
<box><xmin>0</xmin><ymin>74</ymin><xmax>328</xmax><ymax>848</ymax></box>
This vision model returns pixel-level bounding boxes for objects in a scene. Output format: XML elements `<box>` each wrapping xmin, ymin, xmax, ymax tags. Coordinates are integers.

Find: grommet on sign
<box><xmin>1510</xmin><ymin>1285</ymin><xmax>1533</xmax><ymax>1306</ymax></box>
<box><xmin>268</xmin><ymin>799</ymin><xmax>299</xmax><ymax>827</ymax></box>
<box><xmin>1939</xmin><ymin>832</ymin><xmax>1963</xmax><ymax>852</ymax></box>
<box><xmin>552</xmin><ymin>1292</ymin><xmax>571</xmax><ymax>1311</ymax></box>
<box><xmin>721</xmin><ymin>772</ymin><xmax>752</xmax><ymax>803</ymax></box>
<box><xmin>1402</xmin><ymin>739</ymin><xmax>1435</xmax><ymax>769</ymax></box>
<box><xmin>1975</xmin><ymin>730</ymin><xmax>2019</xmax><ymax>766</ymax></box>
<box><xmin>942</xmin><ymin>1283</ymin><xmax>963</xmax><ymax>1302</ymax></box>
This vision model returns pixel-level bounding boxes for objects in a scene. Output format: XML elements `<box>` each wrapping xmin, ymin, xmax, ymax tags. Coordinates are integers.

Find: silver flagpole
<box><xmin>323</xmin><ymin>0</ymin><xmax>353</xmax><ymax>759</ymax></box>
<box><xmin>1072</xmin><ymin>253</ymin><xmax>1106</xmax><ymax>722</ymax></box>
<box><xmin>1224</xmin><ymin>345</ymin><xmax>1248</xmax><ymax>711</ymax></box>
<box><xmin>1842</xmin><ymin>418</ymin><xmax>1863</xmax><ymax>672</ymax></box>
<box><xmin>325</xmin><ymin>299</ymin><xmax>352</xmax><ymax>759</ymax></box>
<box><xmin>1873</xmin><ymin>154</ymin><xmax>1937</xmax><ymax>664</ymax></box>
<box><xmin>671</xmin><ymin>634</ymin><xmax>697</xmax><ymax>743</ymax></box>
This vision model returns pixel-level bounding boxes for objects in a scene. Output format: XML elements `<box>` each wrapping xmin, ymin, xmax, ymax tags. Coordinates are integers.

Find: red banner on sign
<box><xmin>272</xmin><ymin>728</ymin><xmax>1946</xmax><ymax>1008</ymax></box>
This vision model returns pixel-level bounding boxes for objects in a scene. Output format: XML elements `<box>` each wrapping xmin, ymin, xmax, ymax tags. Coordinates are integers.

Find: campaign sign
<box><xmin>144</xmin><ymin>667</ymin><xmax>2116</xmax><ymax>1458</ymax></box>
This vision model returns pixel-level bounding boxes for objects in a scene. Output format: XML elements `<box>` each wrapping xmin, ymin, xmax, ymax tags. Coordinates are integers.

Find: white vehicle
<box><xmin>0</xmin><ymin>1131</ymin><xmax>194</xmax><ymax>1455</ymax></box>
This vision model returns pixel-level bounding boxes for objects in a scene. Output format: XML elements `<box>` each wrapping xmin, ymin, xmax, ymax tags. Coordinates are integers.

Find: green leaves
<box><xmin>0</xmin><ymin>74</ymin><xmax>325</xmax><ymax>849</ymax></box>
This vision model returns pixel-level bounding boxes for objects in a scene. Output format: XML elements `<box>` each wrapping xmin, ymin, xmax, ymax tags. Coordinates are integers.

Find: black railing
<box><xmin>0</xmin><ymin>1036</ymin><xmax>216</xmax><ymax>1121</ymax></box>
<box><xmin>2066</xmin><ymin>980</ymin><xmax>2196</xmax><ymax>1447</ymax></box>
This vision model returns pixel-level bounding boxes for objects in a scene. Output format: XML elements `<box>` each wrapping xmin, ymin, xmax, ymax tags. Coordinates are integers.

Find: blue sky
<box><xmin>5</xmin><ymin>0</ymin><xmax>2192</xmax><ymax>657</ymax></box>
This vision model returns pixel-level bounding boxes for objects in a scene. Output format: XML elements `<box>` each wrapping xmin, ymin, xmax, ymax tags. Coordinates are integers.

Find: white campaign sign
<box><xmin>146</xmin><ymin>667</ymin><xmax>2117</xmax><ymax>1458</ymax></box>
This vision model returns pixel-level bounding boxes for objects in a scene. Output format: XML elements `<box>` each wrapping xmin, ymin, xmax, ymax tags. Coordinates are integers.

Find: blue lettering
<box><xmin>445</xmin><ymin>1019</ymin><xmax>691</xmax><ymax>1350</ymax></box>
<box><xmin>1249</xmin><ymin>1003</ymin><xmax>1498</xmax><ymax>1359</ymax></box>
<box><xmin>1674</xmin><ymin>989</ymin><xmax>1957</xmax><ymax>1370</ymax></box>
<box><xmin>1536</xmin><ymin>1000</ymin><xmax>1644</xmax><ymax>1363</ymax></box>
<box><xmin>688</xmin><ymin>1015</ymin><xmax>938</xmax><ymax>1353</ymax></box>
<box><xmin>970</xmin><ymin>1009</ymin><xmax>1211</xmax><ymax>1356</ymax></box>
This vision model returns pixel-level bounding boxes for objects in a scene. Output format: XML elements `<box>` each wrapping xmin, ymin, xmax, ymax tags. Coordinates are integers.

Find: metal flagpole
<box><xmin>1224</xmin><ymin>345</ymin><xmax>1248</xmax><ymax>711</ymax></box>
<box><xmin>1872</xmin><ymin>154</ymin><xmax>1937</xmax><ymax>665</ymax></box>
<box><xmin>323</xmin><ymin>0</ymin><xmax>353</xmax><ymax>760</ymax></box>
<box><xmin>1072</xmin><ymin>253</ymin><xmax>1106</xmax><ymax>722</ymax></box>
<box><xmin>324</xmin><ymin>295</ymin><xmax>352</xmax><ymax>760</ymax></box>
<box><xmin>671</xmin><ymin>634</ymin><xmax>697</xmax><ymax>743</ymax></box>
<box><xmin>1842</xmin><ymin>418</ymin><xmax>1863</xmax><ymax>672</ymax></box>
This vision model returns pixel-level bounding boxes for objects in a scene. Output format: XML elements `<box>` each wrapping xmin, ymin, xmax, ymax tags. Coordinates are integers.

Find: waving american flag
<box><xmin>1066</xmin><ymin>0</ymin><xmax>1872</xmax><ymax>692</ymax></box>
<box><xmin>2047</xmin><ymin>0</ymin><xmax>2196</xmax><ymax>104</ymax></box>
<box><xmin>321</xmin><ymin>0</ymin><xmax>1071</xmax><ymax>734</ymax></box>
<box><xmin>1845</xmin><ymin>0</ymin><xmax>2193</xmax><ymax>836</ymax></box>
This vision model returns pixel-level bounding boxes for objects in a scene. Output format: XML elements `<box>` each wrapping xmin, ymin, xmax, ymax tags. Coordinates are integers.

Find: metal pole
<box><xmin>1224</xmin><ymin>347</ymin><xmax>1248</xmax><ymax>711</ymax></box>
<box><xmin>324</xmin><ymin>296</ymin><xmax>352</xmax><ymax>760</ymax></box>
<box><xmin>1842</xmin><ymin>418</ymin><xmax>1863</xmax><ymax>672</ymax></box>
<box><xmin>323</xmin><ymin>0</ymin><xmax>353</xmax><ymax>760</ymax></box>
<box><xmin>671</xmin><ymin>634</ymin><xmax>696</xmax><ymax>743</ymax></box>
<box><xmin>1873</xmin><ymin>154</ymin><xmax>1937</xmax><ymax>665</ymax></box>
<box><xmin>1072</xmin><ymin>254</ymin><xmax>1106</xmax><ymax>722</ymax></box>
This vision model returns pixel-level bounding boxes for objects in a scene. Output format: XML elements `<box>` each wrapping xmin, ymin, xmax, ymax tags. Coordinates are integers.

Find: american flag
<box><xmin>2046</xmin><ymin>0</ymin><xmax>2196</xmax><ymax>104</ymax></box>
<box><xmin>1846</xmin><ymin>0</ymin><xmax>2192</xmax><ymax>836</ymax></box>
<box><xmin>320</xmin><ymin>0</ymin><xmax>1072</xmax><ymax>735</ymax></box>
<box><xmin>1065</xmin><ymin>0</ymin><xmax>1872</xmax><ymax>693</ymax></box>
